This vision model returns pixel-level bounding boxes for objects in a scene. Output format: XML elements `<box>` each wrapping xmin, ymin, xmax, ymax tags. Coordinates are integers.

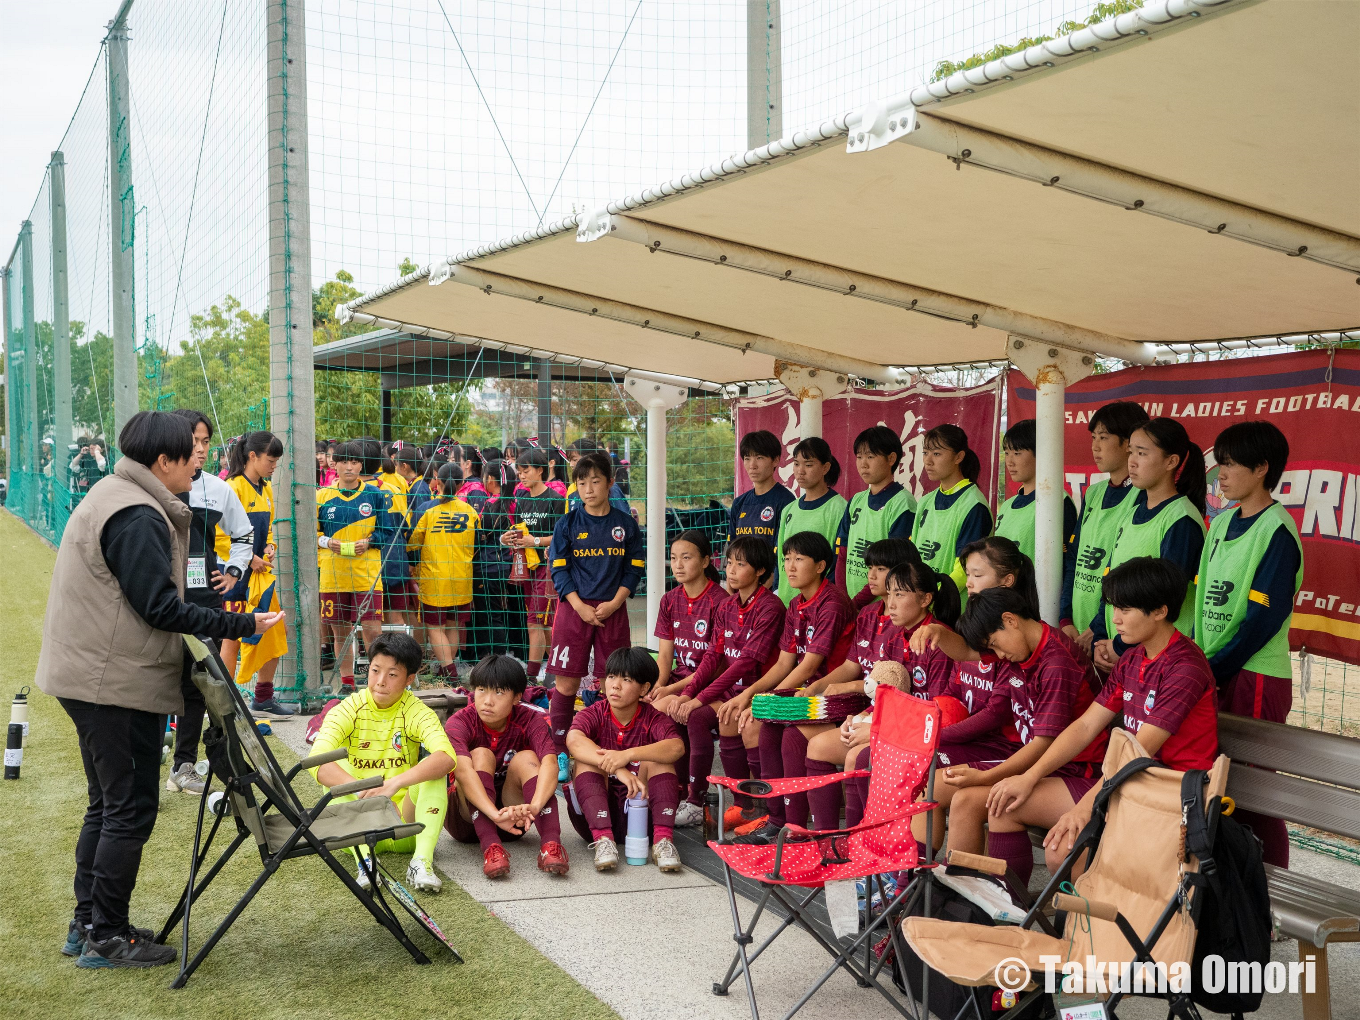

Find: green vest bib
<box><xmin>1195</xmin><ymin>503</ymin><xmax>1303</xmax><ymax>678</ymax></box>
<box><xmin>843</xmin><ymin>486</ymin><xmax>918</xmax><ymax>598</ymax></box>
<box><xmin>910</xmin><ymin>481</ymin><xmax>989</xmax><ymax>599</ymax></box>
<box><xmin>995</xmin><ymin>491</ymin><xmax>1077</xmax><ymax>564</ymax></box>
<box><xmin>1104</xmin><ymin>494</ymin><xmax>1205</xmax><ymax>637</ymax></box>
<box><xmin>775</xmin><ymin>492</ymin><xmax>849</xmax><ymax>605</ymax></box>
<box><xmin>1069</xmin><ymin>480</ymin><xmax>1138</xmax><ymax>633</ymax></box>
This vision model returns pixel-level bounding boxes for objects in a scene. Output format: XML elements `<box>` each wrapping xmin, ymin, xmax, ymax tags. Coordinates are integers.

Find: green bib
<box><xmin>843</xmin><ymin>486</ymin><xmax>918</xmax><ymax>598</ymax></box>
<box><xmin>910</xmin><ymin>481</ymin><xmax>989</xmax><ymax>599</ymax></box>
<box><xmin>1104</xmin><ymin>494</ymin><xmax>1206</xmax><ymax>637</ymax></box>
<box><xmin>1069</xmin><ymin>480</ymin><xmax>1138</xmax><ymax>633</ymax></box>
<box><xmin>996</xmin><ymin>490</ymin><xmax>1077</xmax><ymax>565</ymax></box>
<box><xmin>775</xmin><ymin>492</ymin><xmax>849</xmax><ymax>604</ymax></box>
<box><xmin>1195</xmin><ymin>503</ymin><xmax>1303</xmax><ymax>678</ymax></box>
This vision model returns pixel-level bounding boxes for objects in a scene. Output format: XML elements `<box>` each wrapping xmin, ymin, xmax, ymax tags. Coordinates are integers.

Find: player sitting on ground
<box><xmin>566</xmin><ymin>647</ymin><xmax>686</xmax><ymax>873</ymax></box>
<box><xmin>310</xmin><ymin>633</ymin><xmax>454</xmax><ymax>893</ymax></box>
<box><xmin>445</xmin><ymin>654</ymin><xmax>569</xmax><ymax>879</ymax></box>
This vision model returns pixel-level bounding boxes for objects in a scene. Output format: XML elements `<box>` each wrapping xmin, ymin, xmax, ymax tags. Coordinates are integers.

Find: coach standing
<box><xmin>34</xmin><ymin>411</ymin><xmax>284</xmax><ymax>969</ymax></box>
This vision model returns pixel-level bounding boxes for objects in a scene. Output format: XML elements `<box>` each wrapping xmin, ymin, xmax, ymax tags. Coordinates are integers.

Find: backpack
<box><xmin>1180</xmin><ymin>769</ymin><xmax>1273</xmax><ymax>1017</ymax></box>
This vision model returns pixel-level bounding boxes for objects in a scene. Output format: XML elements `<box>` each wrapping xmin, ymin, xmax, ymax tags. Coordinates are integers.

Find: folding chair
<box><xmin>706</xmin><ymin>687</ymin><xmax>942</xmax><ymax>1020</ymax></box>
<box><xmin>157</xmin><ymin>636</ymin><xmax>461</xmax><ymax>988</ymax></box>
<box><xmin>903</xmin><ymin>729</ymin><xmax>1231</xmax><ymax>1020</ymax></box>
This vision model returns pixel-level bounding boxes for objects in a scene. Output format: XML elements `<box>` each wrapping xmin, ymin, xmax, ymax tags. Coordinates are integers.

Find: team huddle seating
<box><xmin>1216</xmin><ymin>713</ymin><xmax>1360</xmax><ymax>1020</ymax></box>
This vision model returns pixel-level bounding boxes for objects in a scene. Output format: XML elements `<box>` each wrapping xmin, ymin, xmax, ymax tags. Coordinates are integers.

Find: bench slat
<box><xmin>1224</xmin><ymin>767</ymin><xmax>1360</xmax><ymax>841</ymax></box>
<box><xmin>1217</xmin><ymin>713</ymin><xmax>1360</xmax><ymax>789</ymax></box>
<box><xmin>1265</xmin><ymin>864</ymin><xmax>1360</xmax><ymax>947</ymax></box>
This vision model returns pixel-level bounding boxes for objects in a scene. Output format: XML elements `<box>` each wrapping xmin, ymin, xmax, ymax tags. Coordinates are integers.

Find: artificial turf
<box><xmin>0</xmin><ymin>508</ymin><xmax>619</xmax><ymax>1020</ymax></box>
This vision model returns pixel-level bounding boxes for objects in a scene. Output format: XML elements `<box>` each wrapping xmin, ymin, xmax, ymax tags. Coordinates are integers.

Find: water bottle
<box><xmin>4</xmin><ymin>722</ymin><xmax>22</xmax><ymax>779</ymax></box>
<box><xmin>10</xmin><ymin>686</ymin><xmax>29</xmax><ymax>748</ymax></box>
<box><xmin>623</xmin><ymin>794</ymin><xmax>650</xmax><ymax>866</ymax></box>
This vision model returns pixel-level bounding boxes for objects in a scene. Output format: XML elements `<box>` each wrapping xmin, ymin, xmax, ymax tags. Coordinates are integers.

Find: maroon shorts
<box><xmin>421</xmin><ymin>602</ymin><xmax>471</xmax><ymax>627</ymax></box>
<box><xmin>563</xmin><ymin>776</ymin><xmax>658</xmax><ymax>845</ymax></box>
<box><xmin>382</xmin><ymin>580</ymin><xmax>419</xmax><ymax>614</ymax></box>
<box><xmin>1218</xmin><ymin>669</ymin><xmax>1292</xmax><ymax>723</ymax></box>
<box><xmin>524</xmin><ymin>566</ymin><xmax>557</xmax><ymax>625</ymax></box>
<box><xmin>547</xmin><ymin>598</ymin><xmax>631</xmax><ymax>680</ymax></box>
<box><xmin>935</xmin><ymin>738</ymin><xmax>1018</xmax><ymax>771</ymax></box>
<box><xmin>319</xmin><ymin>591</ymin><xmax>381</xmax><ymax>625</ymax></box>
<box><xmin>1054</xmin><ymin>760</ymin><xmax>1101</xmax><ymax>805</ymax></box>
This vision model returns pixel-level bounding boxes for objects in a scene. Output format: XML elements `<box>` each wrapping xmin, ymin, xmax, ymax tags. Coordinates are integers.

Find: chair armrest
<box><xmin>947</xmin><ymin>849</ymin><xmax>1008</xmax><ymax>877</ymax></box>
<box><xmin>330</xmin><ymin>775</ymin><xmax>383</xmax><ymax>798</ymax></box>
<box><xmin>708</xmin><ymin>769</ymin><xmax>870</xmax><ymax>799</ymax></box>
<box><xmin>1052</xmin><ymin>892</ymin><xmax>1119</xmax><ymax>923</ymax></box>
<box><xmin>286</xmin><ymin>746</ymin><xmax>347</xmax><ymax>781</ymax></box>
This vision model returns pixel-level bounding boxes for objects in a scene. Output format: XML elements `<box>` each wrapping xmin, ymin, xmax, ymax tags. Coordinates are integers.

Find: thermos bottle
<box><xmin>10</xmin><ymin>686</ymin><xmax>29</xmax><ymax>748</ymax></box>
<box><xmin>4</xmin><ymin>722</ymin><xmax>22</xmax><ymax>779</ymax></box>
<box><xmin>624</xmin><ymin>795</ymin><xmax>650</xmax><ymax>866</ymax></box>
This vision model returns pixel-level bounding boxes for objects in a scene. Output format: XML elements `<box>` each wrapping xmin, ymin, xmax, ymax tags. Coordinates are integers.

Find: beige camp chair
<box><xmin>904</xmin><ymin>729</ymin><xmax>1229</xmax><ymax>1020</ymax></box>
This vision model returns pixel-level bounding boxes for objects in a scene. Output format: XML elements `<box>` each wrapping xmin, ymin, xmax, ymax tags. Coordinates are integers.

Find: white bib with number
<box><xmin>187</xmin><ymin>557</ymin><xmax>208</xmax><ymax>589</ymax></box>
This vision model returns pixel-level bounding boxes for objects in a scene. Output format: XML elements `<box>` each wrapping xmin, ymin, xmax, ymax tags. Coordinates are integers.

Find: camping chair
<box><xmin>156</xmin><ymin>636</ymin><xmax>461</xmax><ymax>988</ymax></box>
<box><xmin>903</xmin><ymin>729</ymin><xmax>1230</xmax><ymax>1020</ymax></box>
<box><xmin>706</xmin><ymin>687</ymin><xmax>942</xmax><ymax>1020</ymax></box>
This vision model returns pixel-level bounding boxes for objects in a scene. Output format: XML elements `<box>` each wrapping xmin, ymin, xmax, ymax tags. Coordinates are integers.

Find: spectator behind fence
<box><xmin>68</xmin><ymin>438</ymin><xmax>108</xmax><ymax>498</ymax></box>
<box><xmin>35</xmin><ymin>410</ymin><xmax>283</xmax><ymax>970</ymax></box>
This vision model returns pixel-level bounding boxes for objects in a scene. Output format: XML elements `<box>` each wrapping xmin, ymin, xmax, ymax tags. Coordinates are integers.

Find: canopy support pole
<box><xmin>1007</xmin><ymin>338</ymin><xmax>1094</xmax><ymax>625</ymax></box>
<box><xmin>624</xmin><ymin>376</ymin><xmax>689</xmax><ymax>648</ymax></box>
<box><xmin>775</xmin><ymin>362</ymin><xmax>848</xmax><ymax>441</ymax></box>
<box><xmin>536</xmin><ymin>358</ymin><xmax>553</xmax><ymax>446</ymax></box>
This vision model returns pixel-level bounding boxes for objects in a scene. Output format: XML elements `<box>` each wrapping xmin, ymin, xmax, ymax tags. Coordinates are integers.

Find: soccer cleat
<box><xmin>590</xmin><ymin>837</ymin><xmax>620</xmax><ymax>871</ymax></box>
<box><xmin>76</xmin><ymin>931</ymin><xmax>177</xmax><ymax>969</ymax></box>
<box><xmin>250</xmin><ymin>697</ymin><xmax>297</xmax><ymax>720</ymax></box>
<box><xmin>353</xmin><ymin>851</ymin><xmax>375</xmax><ymax>890</ymax></box>
<box><xmin>406</xmin><ymin>857</ymin><xmax>442</xmax><ymax>894</ymax></box>
<box><xmin>482</xmin><ymin>843</ymin><xmax>511</xmax><ymax>879</ymax></box>
<box><xmin>557</xmin><ymin>751</ymin><xmax>570</xmax><ymax>783</ymax></box>
<box><xmin>674</xmin><ymin>800</ymin><xmax>705</xmax><ymax>828</ymax></box>
<box><xmin>732</xmin><ymin>822</ymin><xmax>783</xmax><ymax>845</ymax></box>
<box><xmin>165</xmin><ymin>763</ymin><xmax>205</xmax><ymax>796</ymax></box>
<box><xmin>724</xmin><ymin>804</ymin><xmax>765</xmax><ymax>831</ymax></box>
<box><xmin>733</xmin><ymin>812</ymin><xmax>770</xmax><ymax>836</ymax></box>
<box><xmin>537</xmin><ymin>841</ymin><xmax>570</xmax><ymax>876</ymax></box>
<box><xmin>652</xmin><ymin>837</ymin><xmax>682</xmax><ymax>872</ymax></box>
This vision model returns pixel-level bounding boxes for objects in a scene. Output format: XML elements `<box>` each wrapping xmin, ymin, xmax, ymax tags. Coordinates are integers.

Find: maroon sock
<box><xmin>685</xmin><ymin>704</ymin><xmax>719</xmax><ymax>806</ymax></box>
<box><xmin>1237</xmin><ymin>809</ymin><xmax>1290</xmax><ymax>868</ymax></box>
<box><xmin>526</xmin><ymin>660</ymin><xmax>543</xmax><ymax>680</ymax></box>
<box><xmin>780</xmin><ymin>727</ymin><xmax>810</xmax><ymax>829</ymax></box>
<box><xmin>845</xmin><ymin>774</ymin><xmax>870</xmax><ymax>826</ymax></box>
<box><xmin>986</xmin><ymin>829</ymin><xmax>1034</xmax><ymax>886</ymax></box>
<box><xmin>523</xmin><ymin>776</ymin><xmax>561</xmax><ymax>843</ymax></box>
<box><xmin>254</xmin><ymin>679</ymin><xmax>274</xmax><ymax>702</ymax></box>
<box><xmin>647</xmin><ymin>771</ymin><xmax>680</xmax><ymax>840</ymax></box>
<box><xmin>758</xmin><ymin>723</ymin><xmax>786</xmax><ymax>826</ymax></box>
<box><xmin>804</xmin><ymin>758</ymin><xmax>843</xmax><ymax>832</ymax></box>
<box><xmin>675</xmin><ymin>723</ymin><xmax>692</xmax><ymax>802</ymax></box>
<box><xmin>548</xmin><ymin>687</ymin><xmax>576</xmax><ymax>753</ymax></box>
<box><xmin>471</xmin><ymin>770</ymin><xmax>504</xmax><ymax>851</ymax></box>
<box><xmin>719</xmin><ymin>733</ymin><xmax>750</xmax><ymax>808</ymax></box>
<box><xmin>572</xmin><ymin>771</ymin><xmax>613</xmax><ymax>841</ymax></box>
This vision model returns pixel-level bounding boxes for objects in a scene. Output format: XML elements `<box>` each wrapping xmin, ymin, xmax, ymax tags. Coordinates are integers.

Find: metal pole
<box><xmin>50</xmin><ymin>151</ymin><xmax>73</xmax><ymax>494</ymax></box>
<box><xmin>1</xmin><ymin>264</ymin><xmax>11</xmax><ymax>491</ymax></box>
<box><xmin>536</xmin><ymin>358</ymin><xmax>552</xmax><ymax>446</ymax></box>
<box><xmin>746</xmin><ymin>0</ymin><xmax>782</xmax><ymax>149</ymax></box>
<box><xmin>646</xmin><ymin>401</ymin><xmax>667</xmax><ymax>645</ymax></box>
<box><xmin>20</xmin><ymin>221</ymin><xmax>38</xmax><ymax>522</ymax></box>
<box><xmin>380</xmin><ymin>382</ymin><xmax>393</xmax><ymax>444</ymax></box>
<box><xmin>106</xmin><ymin>8</ymin><xmax>137</xmax><ymax>440</ymax></box>
<box><xmin>267</xmin><ymin>0</ymin><xmax>321</xmax><ymax>698</ymax></box>
<box><xmin>800</xmin><ymin>397</ymin><xmax>822</xmax><ymax>440</ymax></box>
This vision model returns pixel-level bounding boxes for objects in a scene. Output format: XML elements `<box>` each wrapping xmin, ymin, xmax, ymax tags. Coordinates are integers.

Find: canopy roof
<box><xmin>340</xmin><ymin>0</ymin><xmax>1360</xmax><ymax>386</ymax></box>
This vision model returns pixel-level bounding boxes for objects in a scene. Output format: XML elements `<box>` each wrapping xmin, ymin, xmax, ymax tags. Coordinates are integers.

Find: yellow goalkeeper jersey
<box><xmin>407</xmin><ymin>497</ymin><xmax>479</xmax><ymax>606</ymax></box>
<box><xmin>310</xmin><ymin>688</ymin><xmax>454</xmax><ymax>777</ymax></box>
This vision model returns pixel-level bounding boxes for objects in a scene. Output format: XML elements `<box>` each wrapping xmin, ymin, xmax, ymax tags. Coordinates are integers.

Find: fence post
<box><xmin>267</xmin><ymin>0</ymin><xmax>321</xmax><ymax>699</ymax></box>
<box><xmin>20</xmin><ymin>221</ymin><xmax>38</xmax><ymax>524</ymax></box>
<box><xmin>51</xmin><ymin>151</ymin><xmax>73</xmax><ymax>497</ymax></box>
<box><xmin>536</xmin><ymin>358</ymin><xmax>552</xmax><ymax>445</ymax></box>
<box><xmin>746</xmin><ymin>0</ymin><xmax>782</xmax><ymax>149</ymax></box>
<box><xmin>106</xmin><ymin>6</ymin><xmax>138</xmax><ymax>441</ymax></box>
<box><xmin>1</xmin><ymin>261</ymin><xmax>10</xmax><ymax>491</ymax></box>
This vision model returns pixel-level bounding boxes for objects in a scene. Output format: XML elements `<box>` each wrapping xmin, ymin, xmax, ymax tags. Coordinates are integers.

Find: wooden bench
<box><xmin>1216</xmin><ymin>712</ymin><xmax>1360</xmax><ymax>1020</ymax></box>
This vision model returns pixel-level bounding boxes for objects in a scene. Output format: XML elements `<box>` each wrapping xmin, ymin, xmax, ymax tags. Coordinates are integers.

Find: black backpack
<box><xmin>1180</xmin><ymin>769</ymin><xmax>1273</xmax><ymax>1017</ymax></box>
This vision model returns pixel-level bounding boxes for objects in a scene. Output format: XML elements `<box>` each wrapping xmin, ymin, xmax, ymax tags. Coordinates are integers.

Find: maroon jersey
<box><xmin>1098</xmin><ymin>631</ymin><xmax>1217</xmax><ymax>771</ymax></box>
<box><xmin>570</xmin><ymin>700</ymin><xmax>681</xmax><ymax>760</ymax></box>
<box><xmin>654</xmin><ymin>579</ymin><xmax>725</xmax><ymax>678</ymax></box>
<box><xmin>780</xmin><ymin>580</ymin><xmax>856</xmax><ymax>682</ymax></box>
<box><xmin>848</xmin><ymin>600</ymin><xmax>900</xmax><ymax>674</ymax></box>
<box><xmin>445</xmin><ymin>703</ymin><xmax>556</xmax><ymax>780</ymax></box>
<box><xmin>1010</xmin><ymin>624</ymin><xmax>1107</xmax><ymax>763</ymax></box>
<box><xmin>682</xmin><ymin>586</ymin><xmax>785</xmax><ymax>703</ymax></box>
<box><xmin>884</xmin><ymin>615</ymin><xmax>956</xmax><ymax>701</ymax></box>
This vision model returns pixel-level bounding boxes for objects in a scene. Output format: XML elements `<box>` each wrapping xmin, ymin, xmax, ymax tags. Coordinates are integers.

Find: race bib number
<box><xmin>187</xmin><ymin>557</ymin><xmax>208</xmax><ymax>589</ymax></box>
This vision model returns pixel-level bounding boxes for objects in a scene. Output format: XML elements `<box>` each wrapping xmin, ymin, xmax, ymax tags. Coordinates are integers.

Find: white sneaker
<box><xmin>406</xmin><ymin>857</ymin><xmax>442</xmax><ymax>894</ymax></box>
<box><xmin>166</xmin><ymin>763</ymin><xmax>205</xmax><ymax>796</ymax></box>
<box><xmin>653</xmin><ymin>836</ymin><xmax>682</xmax><ymax>872</ymax></box>
<box><xmin>591</xmin><ymin>837</ymin><xmax>620</xmax><ymax>871</ymax></box>
<box><xmin>674</xmin><ymin>801</ymin><xmax>705</xmax><ymax>828</ymax></box>
<box><xmin>353</xmin><ymin>852</ymin><xmax>375</xmax><ymax>890</ymax></box>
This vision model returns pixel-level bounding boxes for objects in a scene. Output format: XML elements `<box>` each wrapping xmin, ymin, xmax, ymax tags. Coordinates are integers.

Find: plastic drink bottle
<box><xmin>624</xmin><ymin>794</ymin><xmax>650</xmax><ymax>865</ymax></box>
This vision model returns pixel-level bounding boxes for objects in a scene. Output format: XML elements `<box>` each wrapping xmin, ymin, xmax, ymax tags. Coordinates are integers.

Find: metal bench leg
<box><xmin>1299</xmin><ymin>939</ymin><xmax>1329</xmax><ymax>1020</ymax></box>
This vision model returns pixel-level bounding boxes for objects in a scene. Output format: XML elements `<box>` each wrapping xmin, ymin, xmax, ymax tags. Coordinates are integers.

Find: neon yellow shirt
<box><xmin>311</xmin><ymin>689</ymin><xmax>454</xmax><ymax>778</ymax></box>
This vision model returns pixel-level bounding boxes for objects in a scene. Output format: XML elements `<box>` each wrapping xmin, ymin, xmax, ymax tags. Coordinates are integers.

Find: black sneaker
<box><xmin>732</xmin><ymin>822</ymin><xmax>783</xmax><ymax>845</ymax></box>
<box><xmin>63</xmin><ymin>920</ymin><xmax>155</xmax><ymax>958</ymax></box>
<box><xmin>76</xmin><ymin>931</ymin><xmax>176</xmax><ymax>969</ymax></box>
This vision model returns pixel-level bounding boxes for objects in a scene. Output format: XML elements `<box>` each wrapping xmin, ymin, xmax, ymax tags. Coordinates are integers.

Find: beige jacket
<box><xmin>35</xmin><ymin>458</ymin><xmax>192</xmax><ymax>715</ymax></box>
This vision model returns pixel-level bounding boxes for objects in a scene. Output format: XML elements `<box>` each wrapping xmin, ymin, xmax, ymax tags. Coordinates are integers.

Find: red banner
<box><xmin>733</xmin><ymin>378</ymin><xmax>1003</xmax><ymax>505</ymax></box>
<box><xmin>1007</xmin><ymin>349</ymin><xmax>1360</xmax><ymax>665</ymax></box>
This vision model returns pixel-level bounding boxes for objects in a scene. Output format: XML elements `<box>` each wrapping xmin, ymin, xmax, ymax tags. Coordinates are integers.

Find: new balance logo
<box><xmin>1077</xmin><ymin>547</ymin><xmax>1106</xmax><ymax>571</ymax></box>
<box><xmin>917</xmin><ymin>540</ymin><xmax>941</xmax><ymax>558</ymax></box>
<box><xmin>1206</xmin><ymin>580</ymin><xmax>1235</xmax><ymax>607</ymax></box>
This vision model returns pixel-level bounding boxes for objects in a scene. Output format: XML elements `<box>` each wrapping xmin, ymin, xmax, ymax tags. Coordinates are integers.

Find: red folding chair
<box><xmin>707</xmin><ymin>687</ymin><xmax>942</xmax><ymax>1020</ymax></box>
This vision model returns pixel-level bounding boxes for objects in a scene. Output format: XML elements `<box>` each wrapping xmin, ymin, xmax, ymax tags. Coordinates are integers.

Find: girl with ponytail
<box><xmin>771</xmin><ymin>437</ymin><xmax>848</xmax><ymax>605</ymax></box>
<box><xmin>1088</xmin><ymin>417</ymin><xmax>1207</xmax><ymax>671</ymax></box>
<box><xmin>649</xmin><ymin>531</ymin><xmax>727</xmax><ymax>705</ymax></box>
<box><xmin>910</xmin><ymin>424</ymin><xmax>992</xmax><ymax>599</ymax></box>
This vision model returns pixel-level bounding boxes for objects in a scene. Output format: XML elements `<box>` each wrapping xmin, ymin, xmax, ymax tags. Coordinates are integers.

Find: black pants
<box><xmin>173</xmin><ymin>655</ymin><xmax>205</xmax><ymax>770</ymax></box>
<box><xmin>59</xmin><ymin>697</ymin><xmax>166</xmax><ymax>940</ymax></box>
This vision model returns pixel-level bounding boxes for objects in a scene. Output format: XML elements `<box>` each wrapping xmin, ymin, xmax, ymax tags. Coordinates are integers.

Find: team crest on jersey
<box><xmin>760</xmin><ymin>506</ymin><xmax>775</xmax><ymax>522</ymax></box>
<box><xmin>390</xmin><ymin>728</ymin><xmax>404</xmax><ymax>753</ymax></box>
<box><xmin>911</xmin><ymin>666</ymin><xmax>927</xmax><ymax>688</ymax></box>
<box><xmin>611</xmin><ymin>526</ymin><xmax>625</xmax><ymax>542</ymax></box>
<box><xmin>976</xmin><ymin>661</ymin><xmax>993</xmax><ymax>673</ymax></box>
<box><xmin>695</xmin><ymin>619</ymin><xmax>708</xmax><ymax>638</ymax></box>
<box><xmin>359</xmin><ymin>502</ymin><xmax>374</xmax><ymax>517</ymax></box>
<box><xmin>1144</xmin><ymin>689</ymin><xmax>1156</xmax><ymax>714</ymax></box>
